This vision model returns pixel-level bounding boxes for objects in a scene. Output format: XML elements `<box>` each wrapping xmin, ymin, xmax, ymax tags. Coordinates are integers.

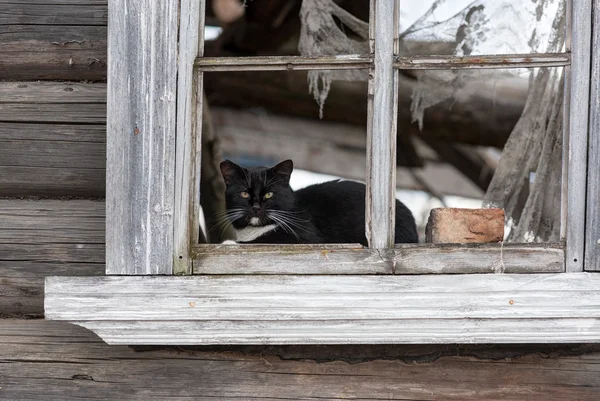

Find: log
<box><xmin>0</xmin><ymin>82</ymin><xmax>106</xmax><ymax>197</ymax></box>
<box><xmin>0</xmin><ymin>24</ymin><xmax>107</xmax><ymax>81</ymax></box>
<box><xmin>213</xmin><ymin>107</ymin><xmax>484</xmax><ymax>199</ymax></box>
<box><xmin>1</xmin><ymin>319</ymin><xmax>600</xmax><ymax>400</ymax></box>
<box><xmin>204</xmin><ymin>70</ymin><xmax>527</xmax><ymax>149</ymax></box>
<box><xmin>0</xmin><ymin>199</ymin><xmax>105</xmax><ymax>318</ymax></box>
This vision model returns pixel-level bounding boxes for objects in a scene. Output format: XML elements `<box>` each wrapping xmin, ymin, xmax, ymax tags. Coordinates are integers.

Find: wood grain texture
<box><xmin>585</xmin><ymin>0</ymin><xmax>600</xmax><ymax>271</ymax></box>
<box><xmin>0</xmin><ymin>82</ymin><xmax>106</xmax><ymax>197</ymax></box>
<box><xmin>395</xmin><ymin>243</ymin><xmax>564</xmax><ymax>274</ymax></box>
<box><xmin>106</xmin><ymin>0</ymin><xmax>179</xmax><ymax>274</ymax></box>
<box><xmin>193</xmin><ymin>244</ymin><xmax>391</xmax><ymax>274</ymax></box>
<box><xmin>173</xmin><ymin>0</ymin><xmax>202</xmax><ymax>275</ymax></box>
<box><xmin>45</xmin><ymin>273</ymin><xmax>600</xmax><ymax>344</ymax></box>
<box><xmin>394</xmin><ymin>52</ymin><xmax>571</xmax><ymax>69</ymax></box>
<box><xmin>0</xmin><ymin>199</ymin><xmax>105</xmax><ymax>317</ymax></box>
<box><xmin>0</xmin><ymin>22</ymin><xmax>106</xmax><ymax>81</ymax></box>
<box><xmin>366</xmin><ymin>0</ymin><xmax>398</xmax><ymax>249</ymax></box>
<box><xmin>192</xmin><ymin>243</ymin><xmax>563</xmax><ymax>274</ymax></box>
<box><xmin>0</xmin><ymin>1</ymin><xmax>107</xmax><ymax>25</ymax></box>
<box><xmin>195</xmin><ymin>55</ymin><xmax>372</xmax><ymax>71</ymax></box>
<box><xmin>566</xmin><ymin>0</ymin><xmax>592</xmax><ymax>272</ymax></box>
<box><xmin>3</xmin><ymin>320</ymin><xmax>600</xmax><ymax>401</ymax></box>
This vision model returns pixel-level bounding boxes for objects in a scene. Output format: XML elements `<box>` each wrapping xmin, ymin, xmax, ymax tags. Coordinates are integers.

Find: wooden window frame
<box><xmin>45</xmin><ymin>0</ymin><xmax>600</xmax><ymax>345</ymax></box>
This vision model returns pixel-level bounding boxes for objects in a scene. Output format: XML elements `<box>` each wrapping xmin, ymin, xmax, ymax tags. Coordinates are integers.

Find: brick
<box><xmin>425</xmin><ymin>208</ymin><xmax>505</xmax><ymax>244</ymax></box>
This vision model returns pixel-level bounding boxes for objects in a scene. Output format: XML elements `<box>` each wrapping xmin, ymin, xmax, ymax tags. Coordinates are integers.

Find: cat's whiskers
<box><xmin>267</xmin><ymin>211</ymin><xmax>312</xmax><ymax>239</ymax></box>
<box><xmin>267</xmin><ymin>214</ymin><xmax>301</xmax><ymax>241</ymax></box>
<box><xmin>208</xmin><ymin>209</ymin><xmax>245</xmax><ymax>235</ymax></box>
<box><xmin>269</xmin><ymin>210</ymin><xmax>311</xmax><ymax>223</ymax></box>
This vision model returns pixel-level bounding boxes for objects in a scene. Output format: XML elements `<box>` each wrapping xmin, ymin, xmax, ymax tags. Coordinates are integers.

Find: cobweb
<box><xmin>298</xmin><ymin>0</ymin><xmax>369</xmax><ymax>118</ymax></box>
<box><xmin>298</xmin><ymin>0</ymin><xmax>566</xmax><ymax>242</ymax></box>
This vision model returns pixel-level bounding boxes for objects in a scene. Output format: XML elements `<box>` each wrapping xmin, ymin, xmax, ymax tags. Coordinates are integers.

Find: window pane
<box><xmin>199</xmin><ymin>69</ymin><xmax>392</xmax><ymax>246</ymax></box>
<box><xmin>397</xmin><ymin>66</ymin><xmax>565</xmax><ymax>243</ymax></box>
<box><xmin>399</xmin><ymin>0</ymin><xmax>566</xmax><ymax>56</ymax></box>
<box><xmin>203</xmin><ymin>0</ymin><xmax>370</xmax><ymax>58</ymax></box>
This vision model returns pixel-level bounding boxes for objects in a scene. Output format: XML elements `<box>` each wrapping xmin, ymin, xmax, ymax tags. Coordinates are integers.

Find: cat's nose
<box><xmin>252</xmin><ymin>203</ymin><xmax>260</xmax><ymax>211</ymax></box>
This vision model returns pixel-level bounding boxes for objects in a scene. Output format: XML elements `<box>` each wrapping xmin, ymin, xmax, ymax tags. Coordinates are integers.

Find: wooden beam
<box><xmin>0</xmin><ymin>18</ymin><xmax>106</xmax><ymax>81</ymax></box>
<box><xmin>565</xmin><ymin>0</ymin><xmax>592</xmax><ymax>272</ymax></box>
<box><xmin>46</xmin><ymin>273</ymin><xmax>600</xmax><ymax>345</ymax></box>
<box><xmin>3</xmin><ymin>319</ymin><xmax>600</xmax><ymax>401</ymax></box>
<box><xmin>394</xmin><ymin>52</ymin><xmax>570</xmax><ymax>69</ymax></box>
<box><xmin>0</xmin><ymin>81</ymin><xmax>107</xmax><ymax>197</ymax></box>
<box><xmin>192</xmin><ymin>243</ymin><xmax>562</xmax><ymax>275</ymax></box>
<box><xmin>204</xmin><ymin>70</ymin><xmax>527</xmax><ymax>149</ymax></box>
<box><xmin>585</xmin><ymin>0</ymin><xmax>600</xmax><ymax>271</ymax></box>
<box><xmin>0</xmin><ymin>199</ymin><xmax>105</xmax><ymax>318</ymax></box>
<box><xmin>106</xmin><ymin>0</ymin><xmax>179</xmax><ymax>275</ymax></box>
<box><xmin>212</xmin><ymin>107</ymin><xmax>481</xmax><ymax>198</ymax></box>
<box><xmin>174</xmin><ymin>0</ymin><xmax>203</xmax><ymax>274</ymax></box>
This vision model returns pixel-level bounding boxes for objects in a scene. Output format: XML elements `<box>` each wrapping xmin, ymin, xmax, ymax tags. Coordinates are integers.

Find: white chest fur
<box><xmin>234</xmin><ymin>224</ymin><xmax>277</xmax><ymax>242</ymax></box>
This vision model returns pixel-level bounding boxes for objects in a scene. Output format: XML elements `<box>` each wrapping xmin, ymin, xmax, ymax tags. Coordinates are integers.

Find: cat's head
<box><xmin>219</xmin><ymin>159</ymin><xmax>294</xmax><ymax>228</ymax></box>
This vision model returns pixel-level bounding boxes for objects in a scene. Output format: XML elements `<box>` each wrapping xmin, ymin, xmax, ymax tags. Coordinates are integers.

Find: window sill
<box><xmin>45</xmin><ymin>273</ymin><xmax>600</xmax><ymax>345</ymax></box>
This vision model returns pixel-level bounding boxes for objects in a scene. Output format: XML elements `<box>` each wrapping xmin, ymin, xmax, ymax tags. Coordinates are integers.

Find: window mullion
<box><xmin>565</xmin><ymin>0</ymin><xmax>592</xmax><ymax>272</ymax></box>
<box><xmin>366</xmin><ymin>0</ymin><xmax>399</xmax><ymax>249</ymax></box>
<box><xmin>584</xmin><ymin>0</ymin><xmax>600</xmax><ymax>271</ymax></box>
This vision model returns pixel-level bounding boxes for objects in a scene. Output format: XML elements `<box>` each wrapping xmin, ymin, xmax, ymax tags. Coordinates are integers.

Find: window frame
<box><xmin>180</xmin><ymin>0</ymin><xmax>583</xmax><ymax>275</ymax></box>
<box><xmin>44</xmin><ymin>0</ymin><xmax>600</xmax><ymax>345</ymax></box>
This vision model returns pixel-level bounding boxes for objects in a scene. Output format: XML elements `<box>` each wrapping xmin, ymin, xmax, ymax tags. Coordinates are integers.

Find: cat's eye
<box><xmin>264</xmin><ymin>192</ymin><xmax>273</xmax><ymax>199</ymax></box>
<box><xmin>240</xmin><ymin>191</ymin><xmax>250</xmax><ymax>199</ymax></box>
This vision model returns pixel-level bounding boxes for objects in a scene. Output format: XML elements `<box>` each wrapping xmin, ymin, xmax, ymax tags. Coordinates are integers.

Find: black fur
<box><xmin>219</xmin><ymin>159</ymin><xmax>418</xmax><ymax>245</ymax></box>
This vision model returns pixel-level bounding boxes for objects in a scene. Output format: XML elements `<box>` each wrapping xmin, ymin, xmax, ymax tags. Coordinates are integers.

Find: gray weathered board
<box><xmin>0</xmin><ymin>0</ymin><xmax>107</xmax><ymax>80</ymax></box>
<box><xmin>366</xmin><ymin>0</ymin><xmax>398</xmax><ymax>249</ymax></box>
<box><xmin>192</xmin><ymin>243</ymin><xmax>564</xmax><ymax>274</ymax></box>
<box><xmin>585</xmin><ymin>0</ymin><xmax>600</xmax><ymax>271</ymax></box>
<box><xmin>45</xmin><ymin>273</ymin><xmax>600</xmax><ymax>344</ymax></box>
<box><xmin>0</xmin><ymin>199</ymin><xmax>105</xmax><ymax>317</ymax></box>
<box><xmin>2</xmin><ymin>320</ymin><xmax>600</xmax><ymax>401</ymax></box>
<box><xmin>173</xmin><ymin>0</ymin><xmax>203</xmax><ymax>275</ymax></box>
<box><xmin>0</xmin><ymin>81</ymin><xmax>106</xmax><ymax>197</ymax></box>
<box><xmin>566</xmin><ymin>0</ymin><xmax>593</xmax><ymax>272</ymax></box>
<box><xmin>106</xmin><ymin>0</ymin><xmax>178</xmax><ymax>274</ymax></box>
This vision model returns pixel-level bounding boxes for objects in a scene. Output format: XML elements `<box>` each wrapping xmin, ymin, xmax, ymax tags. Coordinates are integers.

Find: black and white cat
<box><xmin>219</xmin><ymin>159</ymin><xmax>418</xmax><ymax>245</ymax></box>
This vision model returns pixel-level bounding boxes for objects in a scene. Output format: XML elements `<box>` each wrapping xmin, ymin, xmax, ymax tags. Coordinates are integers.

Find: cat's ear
<box><xmin>271</xmin><ymin>159</ymin><xmax>293</xmax><ymax>179</ymax></box>
<box><xmin>220</xmin><ymin>160</ymin><xmax>244</xmax><ymax>185</ymax></box>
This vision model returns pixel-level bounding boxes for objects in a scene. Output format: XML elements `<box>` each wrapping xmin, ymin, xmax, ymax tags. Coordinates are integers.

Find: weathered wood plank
<box><xmin>195</xmin><ymin>55</ymin><xmax>372</xmax><ymax>71</ymax></box>
<box><xmin>395</xmin><ymin>243</ymin><xmax>564</xmax><ymax>274</ymax></box>
<box><xmin>0</xmin><ymin>140</ymin><xmax>105</xmax><ymax>169</ymax></box>
<box><xmin>0</xmin><ymin>166</ymin><xmax>105</xmax><ymax>197</ymax></box>
<box><xmin>0</xmin><ymin>82</ymin><xmax>107</xmax><ymax>103</ymax></box>
<box><xmin>192</xmin><ymin>243</ymin><xmax>562</xmax><ymax>274</ymax></box>
<box><xmin>2</xmin><ymin>320</ymin><xmax>600</xmax><ymax>401</ymax></box>
<box><xmin>173</xmin><ymin>0</ymin><xmax>202</xmax><ymax>275</ymax></box>
<box><xmin>585</xmin><ymin>0</ymin><xmax>600</xmax><ymax>271</ymax></box>
<box><xmin>193</xmin><ymin>244</ymin><xmax>390</xmax><ymax>274</ymax></box>
<box><xmin>0</xmin><ymin>104</ymin><xmax>105</xmax><ymax>124</ymax></box>
<box><xmin>0</xmin><ymin>25</ymin><xmax>106</xmax><ymax>81</ymax></box>
<box><xmin>0</xmin><ymin>1</ymin><xmax>107</xmax><ymax>26</ymax></box>
<box><xmin>394</xmin><ymin>52</ymin><xmax>570</xmax><ymax>69</ymax></box>
<box><xmin>106</xmin><ymin>0</ymin><xmax>179</xmax><ymax>275</ymax></box>
<box><xmin>45</xmin><ymin>273</ymin><xmax>600</xmax><ymax>344</ymax></box>
<box><xmin>0</xmin><ymin>199</ymin><xmax>105</xmax><ymax>317</ymax></box>
<box><xmin>0</xmin><ymin>122</ymin><xmax>106</xmax><ymax>142</ymax></box>
<box><xmin>0</xmin><ymin>81</ymin><xmax>106</xmax><ymax>197</ymax></box>
<box><xmin>565</xmin><ymin>0</ymin><xmax>592</xmax><ymax>272</ymax></box>
<box><xmin>366</xmin><ymin>0</ymin><xmax>398</xmax><ymax>248</ymax></box>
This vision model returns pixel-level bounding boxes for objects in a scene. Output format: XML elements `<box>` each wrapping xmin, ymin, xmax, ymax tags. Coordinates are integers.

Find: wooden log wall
<box><xmin>1</xmin><ymin>1</ymin><xmax>600</xmax><ymax>400</ymax></box>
